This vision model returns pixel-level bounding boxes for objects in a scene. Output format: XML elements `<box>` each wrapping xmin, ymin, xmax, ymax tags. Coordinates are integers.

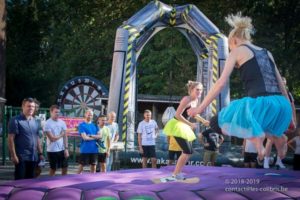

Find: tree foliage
<box><xmin>5</xmin><ymin>0</ymin><xmax>300</xmax><ymax>106</ymax></box>
<box><xmin>138</xmin><ymin>28</ymin><xmax>196</xmax><ymax>96</ymax></box>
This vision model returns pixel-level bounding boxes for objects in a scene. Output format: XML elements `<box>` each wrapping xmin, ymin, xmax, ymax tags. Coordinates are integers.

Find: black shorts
<box><xmin>141</xmin><ymin>145</ymin><xmax>156</xmax><ymax>158</ymax></box>
<box><xmin>98</xmin><ymin>153</ymin><xmax>107</xmax><ymax>163</ymax></box>
<box><xmin>174</xmin><ymin>136</ymin><xmax>193</xmax><ymax>154</ymax></box>
<box><xmin>47</xmin><ymin>150</ymin><xmax>68</xmax><ymax>170</ymax></box>
<box><xmin>169</xmin><ymin>150</ymin><xmax>182</xmax><ymax>160</ymax></box>
<box><xmin>244</xmin><ymin>152</ymin><xmax>258</xmax><ymax>163</ymax></box>
<box><xmin>79</xmin><ymin>153</ymin><xmax>98</xmax><ymax>165</ymax></box>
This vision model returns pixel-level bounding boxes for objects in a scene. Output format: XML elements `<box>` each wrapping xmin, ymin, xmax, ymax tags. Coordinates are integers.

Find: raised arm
<box><xmin>188</xmin><ymin>49</ymin><xmax>237</xmax><ymax>116</ymax></box>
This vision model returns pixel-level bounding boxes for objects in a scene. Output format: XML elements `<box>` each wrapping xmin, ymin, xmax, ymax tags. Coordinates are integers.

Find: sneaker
<box><xmin>264</xmin><ymin>157</ymin><xmax>270</xmax><ymax>169</ymax></box>
<box><xmin>38</xmin><ymin>160</ymin><xmax>45</xmax><ymax>167</ymax></box>
<box><xmin>161</xmin><ymin>176</ymin><xmax>177</xmax><ymax>182</ymax></box>
<box><xmin>172</xmin><ymin>173</ymin><xmax>186</xmax><ymax>181</ymax></box>
<box><xmin>275</xmin><ymin>158</ymin><xmax>286</xmax><ymax>169</ymax></box>
<box><xmin>257</xmin><ymin>157</ymin><xmax>263</xmax><ymax>166</ymax></box>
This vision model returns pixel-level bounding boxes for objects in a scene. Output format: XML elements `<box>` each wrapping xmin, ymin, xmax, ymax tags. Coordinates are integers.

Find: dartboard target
<box><xmin>57</xmin><ymin>76</ymin><xmax>109</xmax><ymax>117</ymax></box>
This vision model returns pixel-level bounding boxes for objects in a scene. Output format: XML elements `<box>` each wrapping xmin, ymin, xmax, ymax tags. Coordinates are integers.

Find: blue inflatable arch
<box><xmin>107</xmin><ymin>0</ymin><xmax>229</xmax><ymax>150</ymax></box>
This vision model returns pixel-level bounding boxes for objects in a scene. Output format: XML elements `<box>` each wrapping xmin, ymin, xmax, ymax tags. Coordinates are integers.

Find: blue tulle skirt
<box><xmin>218</xmin><ymin>95</ymin><xmax>292</xmax><ymax>138</ymax></box>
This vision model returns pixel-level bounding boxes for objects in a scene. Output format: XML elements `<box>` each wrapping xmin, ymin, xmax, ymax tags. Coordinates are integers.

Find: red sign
<box><xmin>59</xmin><ymin>117</ymin><xmax>85</xmax><ymax>137</ymax></box>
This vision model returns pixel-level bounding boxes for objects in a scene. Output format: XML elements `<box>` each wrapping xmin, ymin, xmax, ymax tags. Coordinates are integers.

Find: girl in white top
<box><xmin>287</xmin><ymin>130</ymin><xmax>300</xmax><ymax>170</ymax></box>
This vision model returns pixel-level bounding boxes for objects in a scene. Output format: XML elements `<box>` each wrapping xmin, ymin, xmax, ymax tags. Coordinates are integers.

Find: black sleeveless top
<box><xmin>182</xmin><ymin>106</ymin><xmax>190</xmax><ymax>119</ymax></box>
<box><xmin>238</xmin><ymin>44</ymin><xmax>281</xmax><ymax>97</ymax></box>
<box><xmin>174</xmin><ymin>106</ymin><xmax>190</xmax><ymax>120</ymax></box>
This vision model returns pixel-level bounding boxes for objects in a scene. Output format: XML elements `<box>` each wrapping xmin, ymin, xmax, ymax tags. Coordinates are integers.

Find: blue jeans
<box><xmin>106</xmin><ymin>151</ymin><xmax>114</xmax><ymax>171</ymax></box>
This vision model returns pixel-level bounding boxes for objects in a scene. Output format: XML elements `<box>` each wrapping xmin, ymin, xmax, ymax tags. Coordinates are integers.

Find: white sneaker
<box><xmin>172</xmin><ymin>173</ymin><xmax>186</xmax><ymax>180</ymax></box>
<box><xmin>275</xmin><ymin>157</ymin><xmax>286</xmax><ymax>169</ymax></box>
<box><xmin>38</xmin><ymin>160</ymin><xmax>45</xmax><ymax>167</ymax></box>
<box><xmin>160</xmin><ymin>176</ymin><xmax>175</xmax><ymax>183</ymax></box>
<box><xmin>264</xmin><ymin>157</ymin><xmax>270</xmax><ymax>169</ymax></box>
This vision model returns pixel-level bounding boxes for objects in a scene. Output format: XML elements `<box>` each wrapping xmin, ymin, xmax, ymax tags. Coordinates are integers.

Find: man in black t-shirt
<box><xmin>198</xmin><ymin>129</ymin><xmax>224</xmax><ymax>166</ymax></box>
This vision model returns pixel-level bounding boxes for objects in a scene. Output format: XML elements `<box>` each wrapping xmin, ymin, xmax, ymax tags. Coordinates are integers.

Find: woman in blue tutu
<box><xmin>188</xmin><ymin>13</ymin><xmax>295</xmax><ymax>162</ymax></box>
<box><xmin>164</xmin><ymin>81</ymin><xmax>207</xmax><ymax>180</ymax></box>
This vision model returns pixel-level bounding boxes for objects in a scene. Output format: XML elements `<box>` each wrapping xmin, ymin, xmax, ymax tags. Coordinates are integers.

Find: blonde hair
<box><xmin>85</xmin><ymin>109</ymin><xmax>94</xmax><ymax>115</ymax></box>
<box><xmin>144</xmin><ymin>109</ymin><xmax>152</xmax><ymax>114</ymax></box>
<box><xmin>186</xmin><ymin>81</ymin><xmax>203</xmax><ymax>95</ymax></box>
<box><xmin>108</xmin><ymin>111</ymin><xmax>116</xmax><ymax>117</ymax></box>
<box><xmin>226</xmin><ymin>12</ymin><xmax>254</xmax><ymax>41</ymax></box>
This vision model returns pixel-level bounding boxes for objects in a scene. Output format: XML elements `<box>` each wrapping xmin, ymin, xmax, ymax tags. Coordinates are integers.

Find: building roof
<box><xmin>101</xmin><ymin>94</ymin><xmax>181</xmax><ymax>104</ymax></box>
<box><xmin>137</xmin><ymin>94</ymin><xmax>181</xmax><ymax>103</ymax></box>
<box><xmin>0</xmin><ymin>97</ymin><xmax>6</xmax><ymax>103</ymax></box>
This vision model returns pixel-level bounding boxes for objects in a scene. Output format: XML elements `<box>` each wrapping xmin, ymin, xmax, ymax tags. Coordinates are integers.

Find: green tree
<box><xmin>0</xmin><ymin>0</ymin><xmax>6</xmax><ymax>100</ymax></box>
<box><xmin>5</xmin><ymin>0</ymin><xmax>300</xmax><ymax>106</ymax></box>
<box><xmin>138</xmin><ymin>28</ymin><xmax>197</xmax><ymax>96</ymax></box>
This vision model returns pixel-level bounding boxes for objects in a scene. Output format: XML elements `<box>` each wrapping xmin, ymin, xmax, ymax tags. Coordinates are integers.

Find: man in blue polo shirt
<box><xmin>77</xmin><ymin>109</ymin><xmax>101</xmax><ymax>174</ymax></box>
<box><xmin>8</xmin><ymin>98</ymin><xmax>44</xmax><ymax>180</ymax></box>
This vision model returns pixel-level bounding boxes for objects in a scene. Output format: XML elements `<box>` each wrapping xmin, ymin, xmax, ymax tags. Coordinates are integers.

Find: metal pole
<box><xmin>73</xmin><ymin>137</ymin><xmax>76</xmax><ymax>163</ymax></box>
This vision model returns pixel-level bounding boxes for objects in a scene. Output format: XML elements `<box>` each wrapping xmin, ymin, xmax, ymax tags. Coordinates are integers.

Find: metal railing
<box><xmin>1</xmin><ymin>106</ymin><xmax>81</xmax><ymax>165</ymax></box>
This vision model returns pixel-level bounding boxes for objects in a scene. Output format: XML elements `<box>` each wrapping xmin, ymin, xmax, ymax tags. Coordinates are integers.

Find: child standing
<box><xmin>164</xmin><ymin>81</ymin><xmax>203</xmax><ymax>180</ymax></box>
<box><xmin>199</xmin><ymin>128</ymin><xmax>224</xmax><ymax>166</ymax></box>
<box><xmin>242</xmin><ymin>139</ymin><xmax>258</xmax><ymax>168</ymax></box>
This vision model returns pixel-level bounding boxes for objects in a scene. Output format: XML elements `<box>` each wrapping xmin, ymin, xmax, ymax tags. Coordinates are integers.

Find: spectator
<box><xmin>33</xmin><ymin>98</ymin><xmax>44</xmax><ymax>177</ymax></box>
<box><xmin>8</xmin><ymin>98</ymin><xmax>44</xmax><ymax>180</ymax></box>
<box><xmin>242</xmin><ymin>139</ymin><xmax>257</xmax><ymax>168</ymax></box>
<box><xmin>199</xmin><ymin>128</ymin><xmax>224</xmax><ymax>166</ymax></box>
<box><xmin>106</xmin><ymin>111</ymin><xmax>119</xmax><ymax>171</ymax></box>
<box><xmin>167</xmin><ymin>136</ymin><xmax>182</xmax><ymax>165</ymax></box>
<box><xmin>44</xmin><ymin>105</ymin><xmax>69</xmax><ymax>176</ymax></box>
<box><xmin>77</xmin><ymin>109</ymin><xmax>99</xmax><ymax>174</ymax></box>
<box><xmin>137</xmin><ymin>110</ymin><xmax>159</xmax><ymax>168</ymax></box>
<box><xmin>97</xmin><ymin>115</ymin><xmax>111</xmax><ymax>172</ymax></box>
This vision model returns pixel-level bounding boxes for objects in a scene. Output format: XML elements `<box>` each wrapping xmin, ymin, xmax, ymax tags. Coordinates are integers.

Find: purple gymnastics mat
<box><xmin>0</xmin><ymin>166</ymin><xmax>299</xmax><ymax>200</ymax></box>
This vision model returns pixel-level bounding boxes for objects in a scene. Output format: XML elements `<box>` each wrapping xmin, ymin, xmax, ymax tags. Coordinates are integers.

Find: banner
<box><xmin>59</xmin><ymin>117</ymin><xmax>84</xmax><ymax>137</ymax></box>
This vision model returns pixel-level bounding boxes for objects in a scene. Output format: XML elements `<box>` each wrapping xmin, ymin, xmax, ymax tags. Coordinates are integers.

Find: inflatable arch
<box><xmin>108</xmin><ymin>1</ymin><xmax>229</xmax><ymax>150</ymax></box>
